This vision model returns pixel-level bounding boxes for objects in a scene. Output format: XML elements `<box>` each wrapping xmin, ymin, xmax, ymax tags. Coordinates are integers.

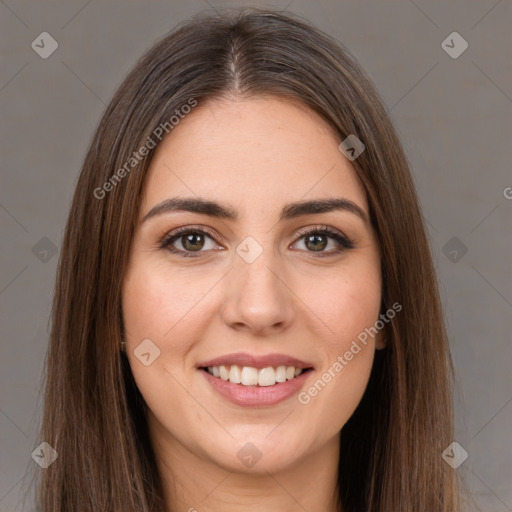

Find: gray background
<box><xmin>1</xmin><ymin>0</ymin><xmax>511</xmax><ymax>510</ymax></box>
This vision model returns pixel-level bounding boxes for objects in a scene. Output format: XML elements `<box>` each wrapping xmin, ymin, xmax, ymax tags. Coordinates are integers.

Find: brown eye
<box><xmin>160</xmin><ymin>227</ymin><xmax>222</xmax><ymax>258</ymax></box>
<box><xmin>292</xmin><ymin>226</ymin><xmax>355</xmax><ymax>255</ymax></box>
<box><xmin>304</xmin><ymin>233</ymin><xmax>328</xmax><ymax>252</ymax></box>
<box><xmin>180</xmin><ymin>232</ymin><xmax>206</xmax><ymax>252</ymax></box>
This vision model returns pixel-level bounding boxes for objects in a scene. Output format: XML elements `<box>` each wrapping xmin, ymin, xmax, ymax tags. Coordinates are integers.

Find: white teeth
<box><xmin>205</xmin><ymin>364</ymin><xmax>307</xmax><ymax>386</ymax></box>
<box><xmin>258</xmin><ymin>367</ymin><xmax>276</xmax><ymax>386</ymax></box>
<box><xmin>219</xmin><ymin>365</ymin><xmax>229</xmax><ymax>381</ymax></box>
<box><xmin>241</xmin><ymin>366</ymin><xmax>258</xmax><ymax>385</ymax></box>
<box><xmin>275</xmin><ymin>366</ymin><xmax>287</xmax><ymax>383</ymax></box>
<box><xmin>229</xmin><ymin>365</ymin><xmax>242</xmax><ymax>384</ymax></box>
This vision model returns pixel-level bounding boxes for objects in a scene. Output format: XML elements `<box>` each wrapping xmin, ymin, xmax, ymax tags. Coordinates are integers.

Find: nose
<box><xmin>221</xmin><ymin>245</ymin><xmax>295</xmax><ymax>336</ymax></box>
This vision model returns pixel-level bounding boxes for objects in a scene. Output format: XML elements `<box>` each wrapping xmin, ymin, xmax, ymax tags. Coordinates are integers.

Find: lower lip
<box><xmin>200</xmin><ymin>369</ymin><xmax>313</xmax><ymax>407</ymax></box>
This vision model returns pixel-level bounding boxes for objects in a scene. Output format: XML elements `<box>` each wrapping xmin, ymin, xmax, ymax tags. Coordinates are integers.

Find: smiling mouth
<box><xmin>200</xmin><ymin>364</ymin><xmax>313</xmax><ymax>387</ymax></box>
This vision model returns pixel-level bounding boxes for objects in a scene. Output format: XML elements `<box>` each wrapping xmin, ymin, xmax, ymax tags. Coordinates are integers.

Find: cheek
<box><xmin>297</xmin><ymin>317</ymin><xmax>377</xmax><ymax>446</ymax></box>
<box><xmin>294</xmin><ymin>259</ymin><xmax>381</xmax><ymax>432</ymax></box>
<box><xmin>121</xmin><ymin>265</ymin><xmax>202</xmax><ymax>425</ymax></box>
<box><xmin>121</xmin><ymin>260</ymin><xmax>226</xmax><ymax>405</ymax></box>
<box><xmin>122</xmin><ymin>261</ymin><xmax>212</xmax><ymax>347</ymax></box>
<box><xmin>297</xmin><ymin>256</ymin><xmax>382</xmax><ymax>345</ymax></box>
<box><xmin>121</xmin><ymin>264</ymin><xmax>196</xmax><ymax>400</ymax></box>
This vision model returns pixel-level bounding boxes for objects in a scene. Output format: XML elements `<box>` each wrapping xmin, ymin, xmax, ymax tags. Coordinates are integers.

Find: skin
<box><xmin>122</xmin><ymin>96</ymin><xmax>385</xmax><ymax>512</ymax></box>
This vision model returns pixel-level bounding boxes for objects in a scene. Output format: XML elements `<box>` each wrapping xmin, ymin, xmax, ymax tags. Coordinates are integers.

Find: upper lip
<box><xmin>198</xmin><ymin>352</ymin><xmax>313</xmax><ymax>369</ymax></box>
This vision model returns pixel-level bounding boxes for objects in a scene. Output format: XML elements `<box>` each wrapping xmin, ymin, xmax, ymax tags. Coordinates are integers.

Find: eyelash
<box><xmin>159</xmin><ymin>225</ymin><xmax>355</xmax><ymax>258</ymax></box>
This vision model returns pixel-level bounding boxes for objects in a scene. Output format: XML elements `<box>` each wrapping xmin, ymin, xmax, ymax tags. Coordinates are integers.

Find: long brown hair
<box><xmin>38</xmin><ymin>8</ymin><xmax>461</xmax><ymax>511</ymax></box>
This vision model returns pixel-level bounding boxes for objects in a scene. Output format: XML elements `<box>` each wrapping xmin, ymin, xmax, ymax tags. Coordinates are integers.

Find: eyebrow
<box><xmin>142</xmin><ymin>197</ymin><xmax>369</xmax><ymax>225</ymax></box>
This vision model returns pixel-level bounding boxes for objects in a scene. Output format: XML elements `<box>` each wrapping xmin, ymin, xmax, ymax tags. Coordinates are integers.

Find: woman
<box><xmin>38</xmin><ymin>7</ymin><xmax>462</xmax><ymax>511</ymax></box>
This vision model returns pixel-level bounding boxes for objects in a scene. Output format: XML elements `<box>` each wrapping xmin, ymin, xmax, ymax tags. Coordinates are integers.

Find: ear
<box><xmin>375</xmin><ymin>330</ymin><xmax>387</xmax><ymax>350</ymax></box>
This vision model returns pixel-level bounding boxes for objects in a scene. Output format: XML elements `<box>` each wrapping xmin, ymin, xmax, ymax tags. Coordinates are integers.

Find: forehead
<box><xmin>141</xmin><ymin>96</ymin><xmax>368</xmax><ymax>217</ymax></box>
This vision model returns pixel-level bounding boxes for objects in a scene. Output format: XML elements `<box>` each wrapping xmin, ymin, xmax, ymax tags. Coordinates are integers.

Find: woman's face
<box><xmin>122</xmin><ymin>96</ymin><xmax>383</xmax><ymax>475</ymax></box>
